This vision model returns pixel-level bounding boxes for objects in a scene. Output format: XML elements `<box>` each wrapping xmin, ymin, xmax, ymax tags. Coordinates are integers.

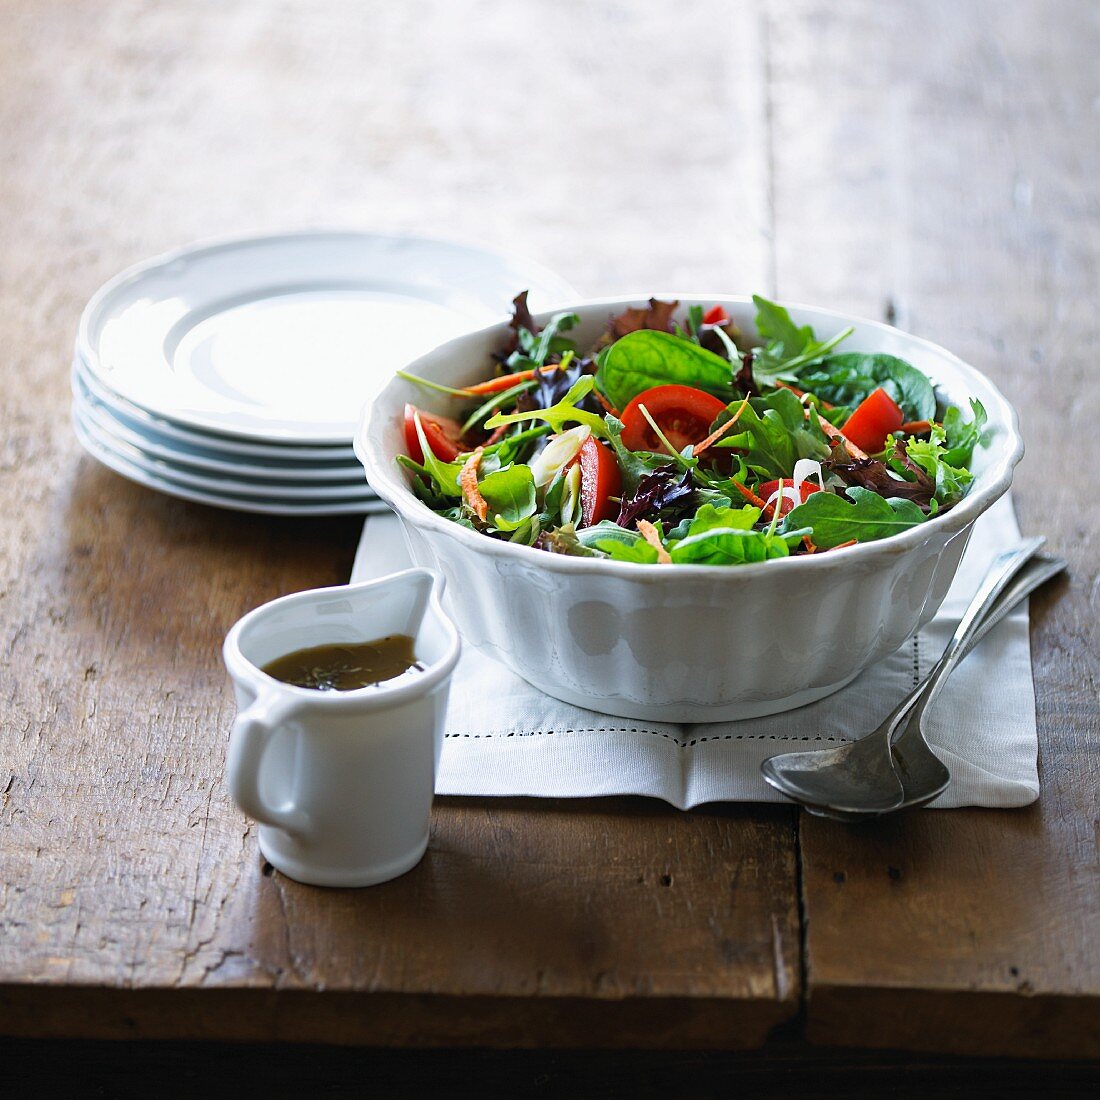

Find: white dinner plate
<box><xmin>75</xmin><ymin>407</ymin><xmax>378</xmax><ymax>502</ymax></box>
<box><xmin>73</xmin><ymin>373</ymin><xmax>367</xmax><ymax>484</ymax></box>
<box><xmin>73</xmin><ymin>412</ymin><xmax>385</xmax><ymax>517</ymax></box>
<box><xmin>77</xmin><ymin>230</ymin><xmax>578</xmax><ymax>444</ymax></box>
<box><xmin>74</xmin><ymin>356</ymin><xmax>358</xmax><ymax>461</ymax></box>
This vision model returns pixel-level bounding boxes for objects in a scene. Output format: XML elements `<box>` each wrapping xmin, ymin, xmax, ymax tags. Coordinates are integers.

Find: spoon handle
<box><xmin>953</xmin><ymin>553</ymin><xmax>1066</xmax><ymax>664</ymax></box>
<box><xmin>907</xmin><ymin>536</ymin><xmax>1045</xmax><ymax>722</ymax></box>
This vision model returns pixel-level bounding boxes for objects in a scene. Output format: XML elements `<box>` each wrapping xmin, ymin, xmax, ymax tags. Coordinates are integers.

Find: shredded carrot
<box><xmin>594</xmin><ymin>389</ymin><xmax>620</xmax><ymax>417</ymax></box>
<box><xmin>636</xmin><ymin>519</ymin><xmax>671</xmax><ymax>564</ymax></box>
<box><xmin>459</xmin><ymin>447</ymin><xmax>488</xmax><ymax>522</ymax></box>
<box><xmin>775</xmin><ymin>380</ymin><xmax>835</xmax><ymax>411</ymax></box>
<box><xmin>825</xmin><ymin>539</ymin><xmax>858</xmax><ymax>552</ymax></box>
<box><xmin>899</xmin><ymin>420</ymin><xmax>932</xmax><ymax>435</ymax></box>
<box><xmin>692</xmin><ymin>398</ymin><xmax>750</xmax><ymax>456</ymax></box>
<box><xmin>801</xmin><ymin>536</ymin><xmax>817</xmax><ymax>554</ymax></box>
<box><xmin>819</xmin><ymin>417</ymin><xmax>869</xmax><ymax>462</ymax></box>
<box><xmin>729</xmin><ymin>478</ymin><xmax>768</xmax><ymax>509</ymax></box>
<box><xmin>461</xmin><ymin>364</ymin><xmax>559</xmax><ymax>396</ymax></box>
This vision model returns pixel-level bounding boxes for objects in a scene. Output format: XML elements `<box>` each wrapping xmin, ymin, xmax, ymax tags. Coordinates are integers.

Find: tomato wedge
<box><xmin>757</xmin><ymin>478</ymin><xmax>822</xmax><ymax>519</ymax></box>
<box><xmin>620</xmin><ymin>385</ymin><xmax>729</xmax><ymax>454</ymax></box>
<box><xmin>702</xmin><ymin>304</ymin><xmax>730</xmax><ymax>326</ymax></box>
<box><xmin>840</xmin><ymin>388</ymin><xmax>904</xmax><ymax>454</ymax></box>
<box><xmin>576</xmin><ymin>436</ymin><xmax>621</xmax><ymax>527</ymax></box>
<box><xmin>403</xmin><ymin>404</ymin><xmax>465</xmax><ymax>464</ymax></box>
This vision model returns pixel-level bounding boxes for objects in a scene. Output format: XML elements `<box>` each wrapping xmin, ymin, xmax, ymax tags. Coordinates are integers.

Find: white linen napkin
<box><xmin>352</xmin><ymin>495</ymin><xmax>1038</xmax><ymax>809</ymax></box>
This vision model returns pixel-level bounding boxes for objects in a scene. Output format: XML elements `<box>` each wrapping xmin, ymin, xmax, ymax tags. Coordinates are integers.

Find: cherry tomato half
<box><xmin>703</xmin><ymin>304</ymin><xmax>730</xmax><ymax>326</ymax></box>
<box><xmin>620</xmin><ymin>385</ymin><xmax>729</xmax><ymax>454</ymax></box>
<box><xmin>403</xmin><ymin>404</ymin><xmax>465</xmax><ymax>464</ymax></box>
<box><xmin>757</xmin><ymin>478</ymin><xmax>822</xmax><ymax>519</ymax></box>
<box><xmin>840</xmin><ymin>388</ymin><xmax>904</xmax><ymax>454</ymax></box>
<box><xmin>576</xmin><ymin>436</ymin><xmax>622</xmax><ymax>527</ymax></box>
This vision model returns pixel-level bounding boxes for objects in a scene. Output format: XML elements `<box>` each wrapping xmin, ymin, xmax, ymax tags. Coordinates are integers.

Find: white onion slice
<box><xmin>559</xmin><ymin>463</ymin><xmax>583</xmax><ymax>526</ymax></box>
<box><xmin>763</xmin><ymin>459</ymin><xmax>825</xmax><ymax>512</ymax></box>
<box><xmin>529</xmin><ymin>425</ymin><xmax>590</xmax><ymax>489</ymax></box>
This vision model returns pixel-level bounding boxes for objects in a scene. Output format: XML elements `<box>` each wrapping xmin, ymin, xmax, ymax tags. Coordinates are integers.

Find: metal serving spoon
<box><xmin>760</xmin><ymin>536</ymin><xmax>1048</xmax><ymax>815</ymax></box>
<box><xmin>799</xmin><ymin>552</ymin><xmax>1067</xmax><ymax>820</ymax></box>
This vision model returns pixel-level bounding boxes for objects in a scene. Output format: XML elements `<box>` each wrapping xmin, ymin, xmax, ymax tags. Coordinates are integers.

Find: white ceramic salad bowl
<box><xmin>356</xmin><ymin>296</ymin><xmax>1023</xmax><ymax>722</ymax></box>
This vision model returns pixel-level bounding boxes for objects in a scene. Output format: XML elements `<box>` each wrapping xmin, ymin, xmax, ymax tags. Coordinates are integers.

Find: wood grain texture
<box><xmin>768</xmin><ymin>0</ymin><xmax>1100</xmax><ymax>1059</ymax></box>
<box><xmin>0</xmin><ymin>0</ymin><xmax>799</xmax><ymax>1048</ymax></box>
<box><xmin>0</xmin><ymin>0</ymin><xmax>1096</xmax><ymax>1059</ymax></box>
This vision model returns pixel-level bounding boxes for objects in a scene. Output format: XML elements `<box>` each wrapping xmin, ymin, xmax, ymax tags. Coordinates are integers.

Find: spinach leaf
<box><xmin>716</xmin><ymin>389</ymin><xmax>829</xmax><ymax>476</ymax></box>
<box><xmin>577</xmin><ymin>520</ymin><xmax>661</xmax><ymax>563</ymax></box>
<box><xmin>478</xmin><ymin>464</ymin><xmax>537</xmax><ymax>531</ymax></box>
<box><xmin>783</xmin><ymin>486</ymin><xmax>927</xmax><ymax>548</ymax></box>
<box><xmin>485</xmin><ymin>377</ymin><xmax>608</xmax><ymax>437</ymax></box>
<box><xmin>798</xmin><ymin>353</ymin><xmax>936</xmax><ymax>422</ymax></box>
<box><xmin>666</xmin><ymin>504</ymin><xmax>795</xmax><ymax>565</ymax></box>
<box><xmin>596</xmin><ymin>538</ymin><xmax>661</xmax><ymax>564</ymax></box>
<box><xmin>595</xmin><ymin>330</ymin><xmax>734</xmax><ymax>410</ymax></box>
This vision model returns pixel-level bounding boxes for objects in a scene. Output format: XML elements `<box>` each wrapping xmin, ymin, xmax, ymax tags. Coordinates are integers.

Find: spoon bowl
<box><xmin>761</xmin><ymin>540</ymin><xmax>1058</xmax><ymax>817</ymax></box>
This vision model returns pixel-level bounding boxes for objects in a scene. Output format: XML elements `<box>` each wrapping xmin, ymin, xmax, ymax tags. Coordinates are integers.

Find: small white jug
<box><xmin>223</xmin><ymin>569</ymin><xmax>460</xmax><ymax>887</ymax></box>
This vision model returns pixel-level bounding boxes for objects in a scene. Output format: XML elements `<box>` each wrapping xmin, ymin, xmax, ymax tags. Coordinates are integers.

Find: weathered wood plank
<box><xmin>767</xmin><ymin>0</ymin><xmax>1100</xmax><ymax>1059</ymax></box>
<box><xmin>0</xmin><ymin>0</ymin><xmax>799</xmax><ymax>1047</ymax></box>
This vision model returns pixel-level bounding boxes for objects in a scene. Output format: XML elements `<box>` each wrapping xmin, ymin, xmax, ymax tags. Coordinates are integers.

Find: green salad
<box><xmin>395</xmin><ymin>294</ymin><xmax>987</xmax><ymax>565</ymax></box>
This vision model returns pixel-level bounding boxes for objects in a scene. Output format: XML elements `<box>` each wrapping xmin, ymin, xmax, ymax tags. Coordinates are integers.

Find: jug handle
<box><xmin>227</xmin><ymin>691</ymin><xmax>312</xmax><ymax>837</ymax></box>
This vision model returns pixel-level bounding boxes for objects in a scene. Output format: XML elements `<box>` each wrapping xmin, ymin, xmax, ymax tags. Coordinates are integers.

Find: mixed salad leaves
<box><xmin>395</xmin><ymin>294</ymin><xmax>987</xmax><ymax>566</ymax></box>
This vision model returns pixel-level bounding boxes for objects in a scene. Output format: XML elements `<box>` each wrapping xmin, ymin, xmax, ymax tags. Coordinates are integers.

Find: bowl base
<box><xmin>511</xmin><ymin>669</ymin><xmax>863</xmax><ymax>724</ymax></box>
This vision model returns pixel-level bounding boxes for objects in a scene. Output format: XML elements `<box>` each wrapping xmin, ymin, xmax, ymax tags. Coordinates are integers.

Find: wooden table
<box><xmin>1</xmin><ymin>0</ymin><xmax>1097</xmax><ymax>1081</ymax></box>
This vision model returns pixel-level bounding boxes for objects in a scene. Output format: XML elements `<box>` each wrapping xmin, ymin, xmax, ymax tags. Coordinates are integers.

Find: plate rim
<box><xmin>73</xmin><ymin>410</ymin><xmax>386</xmax><ymax>517</ymax></box>
<box><xmin>74</xmin><ymin>376</ymin><xmax>368</xmax><ymax>484</ymax></box>
<box><xmin>75</xmin><ymin>227</ymin><xmax>579</xmax><ymax>444</ymax></box>
<box><xmin>75</xmin><ymin>404</ymin><xmax>378</xmax><ymax>501</ymax></box>
<box><xmin>72</xmin><ymin>357</ymin><xmax>359</xmax><ymax>461</ymax></box>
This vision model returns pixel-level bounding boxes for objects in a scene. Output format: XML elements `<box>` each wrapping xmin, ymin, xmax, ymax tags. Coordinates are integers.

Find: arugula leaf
<box><xmin>716</xmin><ymin>389</ymin><xmax>829</xmax><ymax>476</ymax></box>
<box><xmin>750</xmin><ymin>295</ymin><xmax>853</xmax><ymax>385</ymax></box>
<box><xmin>461</xmin><ymin>379</ymin><xmax>537</xmax><ymax>434</ymax></box>
<box><xmin>484</xmin><ymin>376</ymin><xmax>608</xmax><ymax>437</ymax></box>
<box><xmin>397</xmin><ymin>454</ymin><xmax>454</xmax><ymax>508</ymax></box>
<box><xmin>400</xmin><ymin>420</ymin><xmax>464</xmax><ymax>499</ymax></box>
<box><xmin>783</xmin><ymin>486</ymin><xmax>927</xmax><ymax>548</ymax></box>
<box><xmin>506</xmin><ymin>310</ymin><xmax>580</xmax><ymax>371</ymax></box>
<box><xmin>753</xmin><ymin>295</ymin><xmax>815</xmax><ymax>357</ymax></box>
<box><xmin>595</xmin><ymin>330</ymin><xmax>735</xmax><ymax>410</ymax></box>
<box><xmin>478</xmin><ymin>464</ymin><xmax>537</xmax><ymax>531</ymax></box>
<box><xmin>941</xmin><ymin>397</ymin><xmax>988</xmax><ymax>468</ymax></box>
<box><xmin>507</xmin><ymin>516</ymin><xmax>541</xmax><ymax>545</ymax></box>
<box><xmin>798</xmin><ymin>353</ymin><xmax>936</xmax><ymax>422</ymax></box>
<box><xmin>603</xmin><ymin>414</ymin><xmax>668</xmax><ymax>493</ymax></box>
<box><xmin>484</xmin><ymin>424</ymin><xmax>553</xmax><ymax>466</ymax></box>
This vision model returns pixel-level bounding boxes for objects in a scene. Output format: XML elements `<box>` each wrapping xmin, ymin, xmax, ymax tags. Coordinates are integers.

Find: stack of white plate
<box><xmin>72</xmin><ymin>231</ymin><xmax>576</xmax><ymax>516</ymax></box>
